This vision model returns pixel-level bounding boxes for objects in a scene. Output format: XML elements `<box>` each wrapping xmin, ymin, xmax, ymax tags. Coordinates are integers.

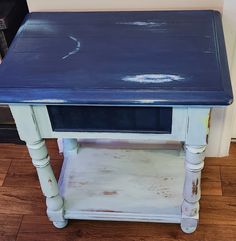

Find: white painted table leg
<box><xmin>63</xmin><ymin>138</ymin><xmax>79</xmax><ymax>153</ymax></box>
<box><xmin>181</xmin><ymin>145</ymin><xmax>205</xmax><ymax>233</ymax></box>
<box><xmin>27</xmin><ymin>140</ymin><xmax>68</xmax><ymax>228</ymax></box>
<box><xmin>180</xmin><ymin>108</ymin><xmax>210</xmax><ymax>233</ymax></box>
<box><xmin>10</xmin><ymin>105</ymin><xmax>68</xmax><ymax>228</ymax></box>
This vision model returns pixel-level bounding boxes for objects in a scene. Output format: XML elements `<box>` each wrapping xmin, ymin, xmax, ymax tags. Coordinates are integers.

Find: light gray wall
<box><xmin>26</xmin><ymin>0</ymin><xmax>223</xmax><ymax>12</ymax></box>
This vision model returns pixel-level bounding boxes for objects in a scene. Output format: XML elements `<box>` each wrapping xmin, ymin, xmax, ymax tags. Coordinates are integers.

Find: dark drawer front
<box><xmin>47</xmin><ymin>106</ymin><xmax>172</xmax><ymax>134</ymax></box>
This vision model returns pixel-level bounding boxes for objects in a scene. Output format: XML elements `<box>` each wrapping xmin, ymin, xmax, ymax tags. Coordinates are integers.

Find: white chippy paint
<box><xmin>62</xmin><ymin>36</ymin><xmax>80</xmax><ymax>60</ymax></box>
<box><xmin>186</xmin><ymin>108</ymin><xmax>210</xmax><ymax>146</ymax></box>
<box><xmin>59</xmin><ymin>146</ymin><xmax>184</xmax><ymax>223</ymax></box>
<box><xmin>122</xmin><ymin>74</ymin><xmax>184</xmax><ymax>84</ymax></box>
<box><xmin>26</xmin><ymin>20</ymin><xmax>57</xmax><ymax>33</ymax></box>
<box><xmin>117</xmin><ymin>21</ymin><xmax>166</xmax><ymax>27</ymax></box>
<box><xmin>181</xmin><ymin>144</ymin><xmax>206</xmax><ymax>233</ymax></box>
<box><xmin>23</xmin><ymin>99</ymin><xmax>67</xmax><ymax>103</ymax></box>
<box><xmin>136</xmin><ymin>99</ymin><xmax>156</xmax><ymax>104</ymax></box>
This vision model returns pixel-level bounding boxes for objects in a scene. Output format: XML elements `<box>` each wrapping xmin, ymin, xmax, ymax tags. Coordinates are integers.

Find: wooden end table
<box><xmin>0</xmin><ymin>10</ymin><xmax>233</xmax><ymax>233</ymax></box>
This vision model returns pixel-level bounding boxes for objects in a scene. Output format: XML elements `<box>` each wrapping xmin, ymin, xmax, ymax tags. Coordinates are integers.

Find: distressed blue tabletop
<box><xmin>0</xmin><ymin>11</ymin><xmax>233</xmax><ymax>105</ymax></box>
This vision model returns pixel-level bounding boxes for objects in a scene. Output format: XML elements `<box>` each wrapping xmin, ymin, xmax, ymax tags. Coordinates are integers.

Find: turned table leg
<box><xmin>180</xmin><ymin>108</ymin><xmax>210</xmax><ymax>233</ymax></box>
<box><xmin>10</xmin><ymin>105</ymin><xmax>68</xmax><ymax>228</ymax></box>
<box><xmin>63</xmin><ymin>138</ymin><xmax>79</xmax><ymax>154</ymax></box>
<box><xmin>27</xmin><ymin>140</ymin><xmax>68</xmax><ymax>228</ymax></box>
<box><xmin>181</xmin><ymin>145</ymin><xmax>205</xmax><ymax>233</ymax></box>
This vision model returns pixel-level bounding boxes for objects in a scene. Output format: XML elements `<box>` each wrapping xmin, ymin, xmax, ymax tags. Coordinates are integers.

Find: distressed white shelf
<box><xmin>59</xmin><ymin>146</ymin><xmax>185</xmax><ymax>223</ymax></box>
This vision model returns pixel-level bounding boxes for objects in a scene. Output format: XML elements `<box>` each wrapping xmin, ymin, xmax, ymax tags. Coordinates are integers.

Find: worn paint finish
<box><xmin>0</xmin><ymin>11</ymin><xmax>232</xmax><ymax>105</ymax></box>
<box><xmin>10</xmin><ymin>105</ymin><xmax>207</xmax><ymax>233</ymax></box>
<box><xmin>122</xmin><ymin>74</ymin><xmax>184</xmax><ymax>83</ymax></box>
<box><xmin>192</xmin><ymin>179</ymin><xmax>199</xmax><ymax>196</ymax></box>
<box><xmin>181</xmin><ymin>144</ymin><xmax>205</xmax><ymax>233</ymax></box>
<box><xmin>62</xmin><ymin>36</ymin><xmax>80</xmax><ymax>59</ymax></box>
<box><xmin>117</xmin><ymin>21</ymin><xmax>167</xmax><ymax>27</ymax></box>
<box><xmin>186</xmin><ymin>108</ymin><xmax>210</xmax><ymax>146</ymax></box>
<box><xmin>103</xmin><ymin>191</ymin><xmax>118</xmax><ymax>196</ymax></box>
<box><xmin>59</xmin><ymin>147</ymin><xmax>185</xmax><ymax>221</ymax></box>
<box><xmin>23</xmin><ymin>99</ymin><xmax>67</xmax><ymax>103</ymax></box>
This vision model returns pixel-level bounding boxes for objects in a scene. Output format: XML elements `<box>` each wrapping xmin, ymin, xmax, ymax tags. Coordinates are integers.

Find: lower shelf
<box><xmin>59</xmin><ymin>146</ymin><xmax>185</xmax><ymax>223</ymax></box>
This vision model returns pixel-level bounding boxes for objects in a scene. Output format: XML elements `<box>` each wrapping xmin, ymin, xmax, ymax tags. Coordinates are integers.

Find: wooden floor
<box><xmin>0</xmin><ymin>140</ymin><xmax>236</xmax><ymax>241</ymax></box>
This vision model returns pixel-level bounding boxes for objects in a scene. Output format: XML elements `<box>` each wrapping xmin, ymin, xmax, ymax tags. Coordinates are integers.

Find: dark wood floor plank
<box><xmin>201</xmin><ymin>181</ymin><xmax>222</xmax><ymax>196</ymax></box>
<box><xmin>221</xmin><ymin>166</ymin><xmax>236</xmax><ymax>197</ymax></box>
<box><xmin>202</xmin><ymin>166</ymin><xmax>221</xmax><ymax>182</ymax></box>
<box><xmin>205</xmin><ymin>143</ymin><xmax>236</xmax><ymax>167</ymax></box>
<box><xmin>3</xmin><ymin>158</ymin><xmax>62</xmax><ymax>187</ymax></box>
<box><xmin>200</xmin><ymin>195</ymin><xmax>236</xmax><ymax>225</ymax></box>
<box><xmin>201</xmin><ymin>165</ymin><xmax>222</xmax><ymax>196</ymax></box>
<box><xmin>0</xmin><ymin>159</ymin><xmax>11</xmax><ymax>186</ymax></box>
<box><xmin>0</xmin><ymin>144</ymin><xmax>29</xmax><ymax>160</ymax></box>
<box><xmin>228</xmin><ymin>143</ymin><xmax>236</xmax><ymax>156</ymax></box>
<box><xmin>0</xmin><ymin>214</ymin><xmax>22</xmax><ymax>241</ymax></box>
<box><xmin>3</xmin><ymin>159</ymin><xmax>39</xmax><ymax>188</ymax></box>
<box><xmin>0</xmin><ymin>187</ymin><xmax>45</xmax><ymax>215</ymax></box>
<box><xmin>0</xmin><ymin>140</ymin><xmax>62</xmax><ymax>160</ymax></box>
<box><xmin>205</xmin><ymin>157</ymin><xmax>236</xmax><ymax>167</ymax></box>
<box><xmin>17</xmin><ymin>215</ymin><xmax>236</xmax><ymax>241</ymax></box>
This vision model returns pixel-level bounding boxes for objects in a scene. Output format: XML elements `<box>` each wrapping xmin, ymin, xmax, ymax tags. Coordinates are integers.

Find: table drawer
<box><xmin>47</xmin><ymin>106</ymin><xmax>172</xmax><ymax>134</ymax></box>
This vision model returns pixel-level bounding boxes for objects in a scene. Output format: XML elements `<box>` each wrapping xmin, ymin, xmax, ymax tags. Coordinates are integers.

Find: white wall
<box><xmin>223</xmin><ymin>0</ymin><xmax>236</xmax><ymax>138</ymax></box>
<box><xmin>26</xmin><ymin>0</ymin><xmax>223</xmax><ymax>12</ymax></box>
<box><xmin>205</xmin><ymin>0</ymin><xmax>236</xmax><ymax>157</ymax></box>
<box><xmin>207</xmin><ymin>0</ymin><xmax>236</xmax><ymax>157</ymax></box>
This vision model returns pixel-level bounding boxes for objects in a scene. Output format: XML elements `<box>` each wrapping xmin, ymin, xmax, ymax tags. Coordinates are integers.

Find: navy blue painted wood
<box><xmin>0</xmin><ymin>10</ymin><xmax>233</xmax><ymax>106</ymax></box>
<box><xmin>47</xmin><ymin>106</ymin><xmax>172</xmax><ymax>133</ymax></box>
